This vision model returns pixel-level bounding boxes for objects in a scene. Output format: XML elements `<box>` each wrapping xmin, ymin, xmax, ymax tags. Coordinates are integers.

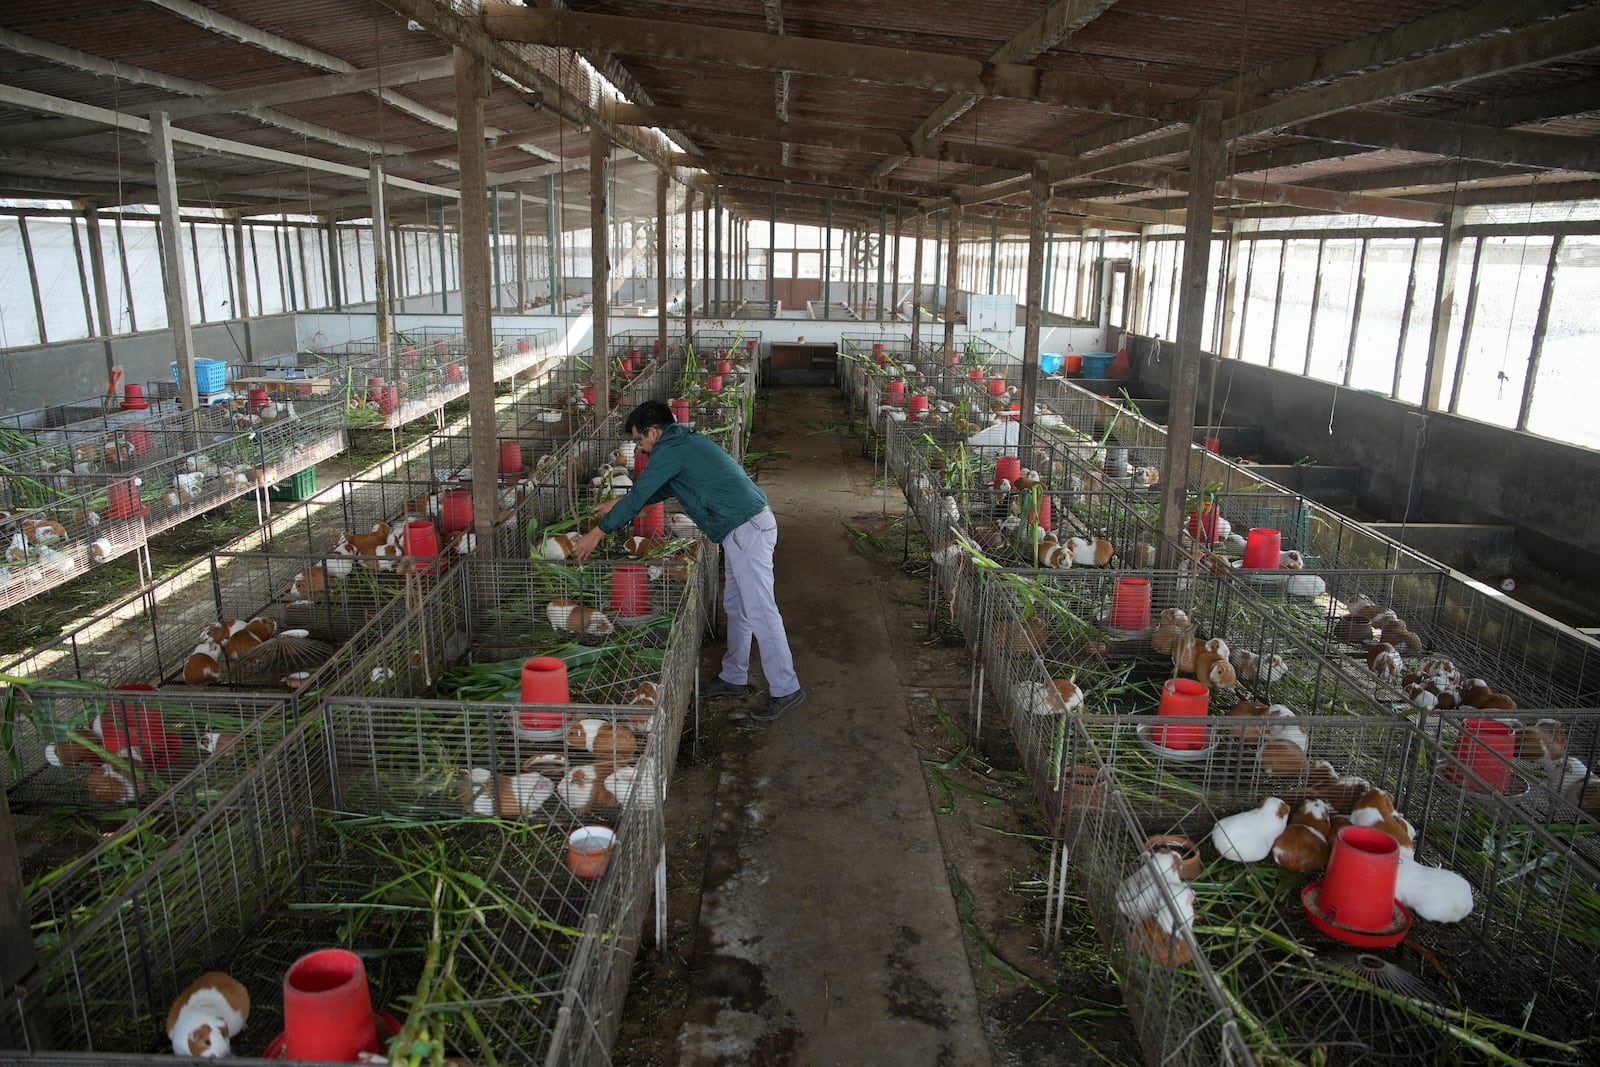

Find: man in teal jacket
<box><xmin>573</xmin><ymin>400</ymin><xmax>804</xmax><ymax>721</ymax></box>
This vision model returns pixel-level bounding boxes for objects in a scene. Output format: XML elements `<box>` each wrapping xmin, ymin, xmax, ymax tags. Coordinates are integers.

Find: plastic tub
<box><xmin>1039</xmin><ymin>353</ymin><xmax>1063</xmax><ymax>374</ymax></box>
<box><xmin>1080</xmin><ymin>352</ymin><xmax>1114</xmax><ymax>378</ymax></box>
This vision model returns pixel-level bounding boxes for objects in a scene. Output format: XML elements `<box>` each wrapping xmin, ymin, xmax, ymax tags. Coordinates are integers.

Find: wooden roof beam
<box><xmin>142</xmin><ymin>56</ymin><xmax>458</xmax><ymax>121</ymax></box>
<box><xmin>482</xmin><ymin>4</ymin><xmax>1219</xmax><ymax>121</ymax></box>
<box><xmin>1293</xmin><ymin>112</ymin><xmax>1600</xmax><ymax>175</ymax></box>
<box><xmin>1104</xmin><ymin>163</ymin><xmax>1445</xmax><ymax>223</ymax></box>
<box><xmin>872</xmin><ymin>0</ymin><xmax>1119</xmax><ymax>180</ymax></box>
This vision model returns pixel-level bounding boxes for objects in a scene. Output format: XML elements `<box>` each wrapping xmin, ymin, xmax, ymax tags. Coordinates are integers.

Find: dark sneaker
<box><xmin>753</xmin><ymin>688</ymin><xmax>806</xmax><ymax>721</ymax></box>
<box><xmin>701</xmin><ymin>677</ymin><xmax>749</xmax><ymax>700</ymax></box>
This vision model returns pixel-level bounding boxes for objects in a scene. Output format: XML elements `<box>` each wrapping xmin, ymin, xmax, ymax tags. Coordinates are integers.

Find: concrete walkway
<box><xmin>675</xmin><ymin>388</ymin><xmax>994</xmax><ymax>1065</ymax></box>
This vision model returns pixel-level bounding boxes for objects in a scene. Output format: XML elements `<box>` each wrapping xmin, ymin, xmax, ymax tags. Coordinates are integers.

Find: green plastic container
<box><xmin>269</xmin><ymin>467</ymin><xmax>317</xmax><ymax>502</ymax></box>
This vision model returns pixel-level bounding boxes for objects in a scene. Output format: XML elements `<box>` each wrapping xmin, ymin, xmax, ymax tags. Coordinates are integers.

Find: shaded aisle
<box><xmin>675</xmin><ymin>389</ymin><xmax>994</xmax><ymax>1064</ymax></box>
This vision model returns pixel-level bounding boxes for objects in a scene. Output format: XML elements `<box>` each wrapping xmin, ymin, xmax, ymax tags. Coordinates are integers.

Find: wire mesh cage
<box><xmin>2</xmin><ymin>546</ymin><xmax>424</xmax><ymax>708</ymax></box>
<box><xmin>1064</xmin><ymin>710</ymin><xmax>1600</xmax><ymax>1066</ymax></box>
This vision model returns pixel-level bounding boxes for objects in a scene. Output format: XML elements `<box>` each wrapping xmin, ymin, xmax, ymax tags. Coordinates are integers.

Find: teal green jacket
<box><xmin>598</xmin><ymin>423</ymin><xmax>767</xmax><ymax>544</ymax></box>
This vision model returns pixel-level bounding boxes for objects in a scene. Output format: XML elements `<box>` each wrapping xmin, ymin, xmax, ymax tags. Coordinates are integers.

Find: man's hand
<box><xmin>593</xmin><ymin>497</ymin><xmax>619</xmax><ymax>519</ymax></box>
<box><xmin>572</xmin><ymin>525</ymin><xmax>605</xmax><ymax>560</ymax></box>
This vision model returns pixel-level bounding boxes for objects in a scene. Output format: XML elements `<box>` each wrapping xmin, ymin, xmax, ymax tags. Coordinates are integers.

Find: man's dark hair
<box><xmin>624</xmin><ymin>399</ymin><xmax>675</xmax><ymax>435</ymax></box>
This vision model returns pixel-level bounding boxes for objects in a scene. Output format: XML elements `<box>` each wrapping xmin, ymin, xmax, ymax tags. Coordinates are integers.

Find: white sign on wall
<box><xmin>967</xmin><ymin>294</ymin><xmax>1016</xmax><ymax>333</ymax></box>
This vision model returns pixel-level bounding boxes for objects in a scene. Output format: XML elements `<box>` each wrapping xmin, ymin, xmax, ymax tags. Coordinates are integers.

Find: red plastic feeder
<box><xmin>1108</xmin><ymin>576</ymin><xmax>1151</xmax><ymax>630</ymax></box>
<box><xmin>1024</xmin><ymin>490</ymin><xmax>1051</xmax><ymax>530</ymax></box>
<box><xmin>987</xmin><ymin>377</ymin><xmax>1007</xmax><ymax>397</ymax></box>
<box><xmin>120</xmin><ymin>383</ymin><xmax>149</xmax><ymax>411</ymax></box>
<box><xmin>994</xmin><ymin>456</ymin><xmax>1022</xmax><ymax>485</ymax></box>
<box><xmin>278</xmin><ymin>949</ymin><xmax>381</xmax><ymax>1062</ymax></box>
<box><xmin>439</xmin><ymin>490</ymin><xmax>473</xmax><ymax>535</ymax></box>
<box><xmin>404</xmin><ymin>520</ymin><xmax>439</xmax><ymax>575</ymax></box>
<box><xmin>517</xmin><ymin>656</ymin><xmax>571</xmax><ymax>735</ymax></box>
<box><xmin>106</xmin><ymin>477</ymin><xmax>144</xmax><ymax>519</ymax></box>
<box><xmin>705</xmin><ymin>374</ymin><xmax>724</xmax><ymax>393</ymax></box>
<box><xmin>498</xmin><ymin>440</ymin><xmax>523</xmax><ymax>475</ymax></box>
<box><xmin>884</xmin><ymin>379</ymin><xmax>906</xmax><ymax>406</ymax></box>
<box><xmin>1445</xmin><ymin>718</ymin><xmax>1516</xmax><ymax>793</ymax></box>
<box><xmin>516</xmin><ymin>337</ymin><xmax>531</xmax><ymax>354</ymax></box>
<box><xmin>1153</xmin><ymin>679</ymin><xmax>1209</xmax><ymax>751</ymax></box>
<box><xmin>126</xmin><ymin>422</ymin><xmax>153</xmax><ymax>457</ymax></box>
<box><xmin>1187</xmin><ymin>504</ymin><xmax>1220</xmax><ymax>543</ymax></box>
<box><xmin>247</xmin><ymin>387</ymin><xmax>269</xmax><ymax>414</ymax></box>
<box><xmin>907</xmin><ymin>394</ymin><xmax>929</xmax><ymax>421</ymax></box>
<box><xmin>1302</xmin><ymin>826</ymin><xmax>1410</xmax><ymax>948</ymax></box>
<box><xmin>634</xmin><ymin>501</ymin><xmax>666</xmax><ymax>537</ymax></box>
<box><xmin>433</xmin><ymin>338</ymin><xmax>448</xmax><ymax>356</ymax></box>
<box><xmin>609</xmin><ymin>564</ymin><xmax>651</xmax><ymax>617</ymax></box>
<box><xmin>365</xmin><ymin>376</ymin><xmax>384</xmax><ymax>404</ymax></box>
<box><xmin>1241</xmin><ymin>528</ymin><xmax>1281</xmax><ymax>570</ymax></box>
<box><xmin>444</xmin><ymin>362</ymin><xmax>462</xmax><ymax>383</ymax></box>
<box><xmin>633</xmin><ymin>448</ymin><xmax>650</xmax><ymax>480</ymax></box>
<box><xmin>670</xmin><ymin>398</ymin><xmax>691</xmax><ymax>423</ymax></box>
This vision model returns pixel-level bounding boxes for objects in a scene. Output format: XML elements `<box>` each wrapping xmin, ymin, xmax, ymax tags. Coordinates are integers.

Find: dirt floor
<box><xmin>610</xmin><ymin>387</ymin><xmax>1142</xmax><ymax>1066</ymax></box>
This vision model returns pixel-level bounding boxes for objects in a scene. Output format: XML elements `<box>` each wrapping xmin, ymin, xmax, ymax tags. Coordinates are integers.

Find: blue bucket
<box><xmin>1040</xmin><ymin>352</ymin><xmax>1063</xmax><ymax>374</ymax></box>
<box><xmin>1080</xmin><ymin>352</ymin><xmax>1114</xmax><ymax>378</ymax></box>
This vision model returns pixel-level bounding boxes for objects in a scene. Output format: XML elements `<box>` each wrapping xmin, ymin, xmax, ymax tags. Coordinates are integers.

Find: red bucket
<box><xmin>908</xmin><ymin>394</ymin><xmax>929</xmax><ymax>421</ymax></box>
<box><xmin>1154</xmin><ymin>679</ymin><xmax>1209</xmax><ymax>750</ymax></box>
<box><xmin>988</xmin><ymin>377</ymin><xmax>1007</xmax><ymax>396</ymax></box>
<box><xmin>705</xmin><ymin>374</ymin><xmax>724</xmax><ymax>393</ymax></box>
<box><xmin>1109</xmin><ymin>576</ymin><xmax>1152</xmax><ymax>629</ymax></box>
<box><xmin>247</xmin><ymin>387</ymin><xmax>269</xmax><ymax>413</ymax></box>
<box><xmin>498</xmin><ymin>440</ymin><xmax>523</xmax><ymax>475</ymax></box>
<box><xmin>1242</xmin><ymin>528</ymin><xmax>1281</xmax><ymax>570</ymax></box>
<box><xmin>634</xmin><ymin>501</ymin><xmax>666</xmax><ymax>537</ymax></box>
<box><xmin>609</xmin><ymin>564</ymin><xmax>651</xmax><ymax>616</ymax></box>
<box><xmin>994</xmin><ymin>456</ymin><xmax>1022</xmax><ymax>484</ymax></box>
<box><xmin>120</xmin><ymin>383</ymin><xmax>149</xmax><ymax>410</ymax></box>
<box><xmin>444</xmin><ymin>362</ymin><xmax>462</xmax><ymax>383</ymax></box>
<box><xmin>405</xmin><ymin>520</ymin><xmax>440</xmax><ymax>574</ymax></box>
<box><xmin>1446</xmin><ymin>718</ymin><xmax>1516</xmax><ymax>793</ymax></box>
<box><xmin>670</xmin><ymin>398</ymin><xmax>691</xmax><ymax>423</ymax></box>
<box><xmin>885</xmin><ymin>379</ymin><xmax>906</xmax><ymax>405</ymax></box>
<box><xmin>440</xmin><ymin>490</ymin><xmax>473</xmax><ymax>535</ymax></box>
<box><xmin>1064</xmin><ymin>354</ymin><xmax>1084</xmax><ymax>375</ymax></box>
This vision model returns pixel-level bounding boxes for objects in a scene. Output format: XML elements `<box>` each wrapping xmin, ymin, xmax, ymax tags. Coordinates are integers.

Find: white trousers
<box><xmin>718</xmin><ymin>508</ymin><xmax>801</xmax><ymax>697</ymax></box>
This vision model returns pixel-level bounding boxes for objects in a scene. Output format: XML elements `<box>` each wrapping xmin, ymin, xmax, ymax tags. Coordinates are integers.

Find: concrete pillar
<box><xmin>148</xmin><ymin>112</ymin><xmax>199</xmax><ymax>411</ymax></box>
<box><xmin>369</xmin><ymin>162</ymin><xmax>392</xmax><ymax>366</ymax></box>
<box><xmin>1019</xmin><ymin>160</ymin><xmax>1049</xmax><ymax>461</ymax></box>
<box><xmin>1160</xmin><ymin>100</ymin><xmax>1224</xmax><ymax>559</ymax></box>
<box><xmin>657</xmin><ymin>167</ymin><xmax>669</xmax><ymax>356</ymax></box>
<box><xmin>942</xmin><ymin>204</ymin><xmax>961</xmax><ymax>360</ymax></box>
<box><xmin>591</xmin><ymin>126</ymin><xmax>611</xmax><ymax>420</ymax></box>
<box><xmin>910</xmin><ymin>214</ymin><xmax>924</xmax><ymax>353</ymax></box>
<box><xmin>455</xmin><ymin>46</ymin><xmax>497</xmax><ymax>559</ymax></box>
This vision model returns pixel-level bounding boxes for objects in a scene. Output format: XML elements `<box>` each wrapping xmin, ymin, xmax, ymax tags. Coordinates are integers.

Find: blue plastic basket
<box><xmin>171</xmin><ymin>359</ymin><xmax>228</xmax><ymax>394</ymax></box>
<box><xmin>1040</xmin><ymin>352</ymin><xmax>1063</xmax><ymax>374</ymax></box>
<box><xmin>1080</xmin><ymin>352</ymin><xmax>1114</xmax><ymax>378</ymax></box>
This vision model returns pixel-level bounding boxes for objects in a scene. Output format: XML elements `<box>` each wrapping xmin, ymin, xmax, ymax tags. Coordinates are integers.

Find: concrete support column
<box><xmin>1159</xmin><ymin>100</ymin><xmax>1224</xmax><ymax>560</ymax></box>
<box><xmin>942</xmin><ymin>203</ymin><xmax>961</xmax><ymax>361</ymax></box>
<box><xmin>909</xmin><ymin>214</ymin><xmax>924</xmax><ymax>354</ymax></box>
<box><xmin>325</xmin><ymin>217</ymin><xmax>344</xmax><ymax>312</ymax></box>
<box><xmin>1422</xmin><ymin>212</ymin><xmax>1463</xmax><ymax>411</ymax></box>
<box><xmin>369</xmin><ymin>163</ymin><xmax>392</xmax><ymax>367</ymax></box>
<box><xmin>657</xmin><ymin>167</ymin><xmax>669</xmax><ymax>356</ymax></box>
<box><xmin>591</xmin><ymin>126</ymin><xmax>611</xmax><ymax>420</ymax></box>
<box><xmin>891</xmin><ymin>208</ymin><xmax>902</xmax><ymax>320</ymax></box>
<box><xmin>454</xmin><ymin>46</ymin><xmax>497</xmax><ymax>560</ymax></box>
<box><xmin>516</xmin><ymin>191</ymin><xmax>527</xmax><ymax>310</ymax></box>
<box><xmin>1020</xmin><ymin>161</ymin><xmax>1048</xmax><ymax>461</ymax></box>
<box><xmin>148</xmin><ymin>112</ymin><xmax>198</xmax><ymax>411</ymax></box>
<box><xmin>684</xmin><ymin>182</ymin><xmax>695</xmax><ymax>341</ymax></box>
<box><xmin>84</xmin><ymin>206</ymin><xmax>116</xmax><ymax>378</ymax></box>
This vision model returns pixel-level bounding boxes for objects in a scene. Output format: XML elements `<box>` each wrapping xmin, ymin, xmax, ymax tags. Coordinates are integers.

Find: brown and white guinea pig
<box><xmin>85</xmin><ymin>764</ymin><xmax>142</xmax><ymax>804</ymax></box>
<box><xmin>1225</xmin><ymin>700</ymin><xmax>1274</xmax><ymax>742</ymax></box>
<box><xmin>184</xmin><ymin>639</ymin><xmax>225</xmax><ymax>686</ymax></box>
<box><xmin>1151</xmin><ymin>608</ymin><xmax>1192</xmax><ymax>656</ymax></box>
<box><xmin>1515</xmin><ymin>719</ymin><xmax>1567</xmax><ymax>762</ymax></box>
<box><xmin>1193</xmin><ymin>650</ymin><xmax>1238</xmax><ymax>691</ymax></box>
<box><xmin>167</xmin><ymin>970</ymin><xmax>251</xmax><ymax>1058</ymax></box>
<box><xmin>565</xmin><ymin>718</ymin><xmax>638</xmax><ymax>763</ymax></box>
<box><xmin>1271</xmin><ymin>800</ymin><xmax>1333</xmax><ymax>873</ymax></box>
<box><xmin>1304</xmin><ymin>760</ymin><xmax>1371</xmax><ymax>814</ymax></box>
<box><xmin>1064</xmin><ymin>536</ymin><xmax>1114</xmax><ymax>567</ymax></box>
<box><xmin>556</xmin><ymin>761</ymin><xmax>621</xmax><ymax>813</ymax></box>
